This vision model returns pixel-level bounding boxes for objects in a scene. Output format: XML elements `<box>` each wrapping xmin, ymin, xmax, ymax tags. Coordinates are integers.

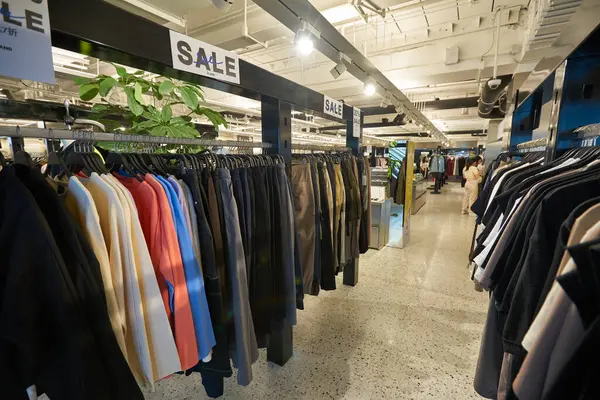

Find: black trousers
<box><xmin>182</xmin><ymin>170</ymin><xmax>232</xmax><ymax>398</ymax></box>
<box><xmin>250</xmin><ymin>167</ymin><xmax>273</xmax><ymax>347</ymax></box>
<box><xmin>318</xmin><ymin>162</ymin><xmax>336</xmax><ymax>290</ymax></box>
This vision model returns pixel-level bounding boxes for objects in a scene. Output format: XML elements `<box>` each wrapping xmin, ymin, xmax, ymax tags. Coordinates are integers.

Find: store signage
<box><xmin>323</xmin><ymin>95</ymin><xmax>343</xmax><ymax>119</ymax></box>
<box><xmin>170</xmin><ymin>31</ymin><xmax>240</xmax><ymax>85</ymax></box>
<box><xmin>352</xmin><ymin>107</ymin><xmax>361</xmax><ymax>138</ymax></box>
<box><xmin>0</xmin><ymin>0</ymin><xmax>55</xmax><ymax>84</ymax></box>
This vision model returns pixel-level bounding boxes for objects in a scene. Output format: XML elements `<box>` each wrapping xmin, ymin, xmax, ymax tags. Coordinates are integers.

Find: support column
<box><xmin>261</xmin><ymin>95</ymin><xmax>294</xmax><ymax>366</ymax></box>
<box><xmin>262</xmin><ymin>95</ymin><xmax>292</xmax><ymax>169</ymax></box>
<box><xmin>343</xmin><ymin>108</ymin><xmax>362</xmax><ymax>286</ymax></box>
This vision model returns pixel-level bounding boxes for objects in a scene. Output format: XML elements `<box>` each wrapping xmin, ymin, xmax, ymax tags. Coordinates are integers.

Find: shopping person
<box><xmin>462</xmin><ymin>158</ymin><xmax>482</xmax><ymax>214</ymax></box>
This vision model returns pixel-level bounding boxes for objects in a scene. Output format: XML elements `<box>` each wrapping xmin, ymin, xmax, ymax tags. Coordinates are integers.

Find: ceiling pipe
<box><xmin>478</xmin><ymin>75</ymin><xmax>512</xmax><ymax>119</ymax></box>
<box><xmin>243</xmin><ymin>0</ymin><xmax>268</xmax><ymax>49</ymax></box>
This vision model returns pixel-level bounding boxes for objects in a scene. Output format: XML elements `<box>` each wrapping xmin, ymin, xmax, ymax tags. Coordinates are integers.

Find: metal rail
<box><xmin>0</xmin><ymin>126</ymin><xmax>274</xmax><ymax>148</ymax></box>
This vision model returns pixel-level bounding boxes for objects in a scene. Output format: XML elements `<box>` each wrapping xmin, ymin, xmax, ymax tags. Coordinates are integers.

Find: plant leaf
<box><xmin>179</xmin><ymin>86</ymin><xmax>199</xmax><ymax>110</ymax></box>
<box><xmin>151</xmin><ymin>125</ymin><xmax>170</xmax><ymax>137</ymax></box>
<box><xmin>124</xmin><ymin>87</ymin><xmax>144</xmax><ymax>116</ymax></box>
<box><xmin>74</xmin><ymin>77</ymin><xmax>91</xmax><ymax>85</ymax></box>
<box><xmin>167</xmin><ymin>124</ymin><xmax>199</xmax><ymax>138</ymax></box>
<box><xmin>161</xmin><ymin>105</ymin><xmax>173</xmax><ymax>123</ymax></box>
<box><xmin>135</xmin><ymin>119</ymin><xmax>160</xmax><ymax>132</ymax></box>
<box><xmin>170</xmin><ymin>116</ymin><xmax>193</xmax><ymax>125</ymax></box>
<box><xmin>91</xmin><ymin>104</ymin><xmax>110</xmax><ymax>113</ymax></box>
<box><xmin>159</xmin><ymin>81</ymin><xmax>175</xmax><ymax>96</ymax></box>
<box><xmin>98</xmin><ymin>77</ymin><xmax>117</xmax><ymax>97</ymax></box>
<box><xmin>134</xmin><ymin>82</ymin><xmax>145</xmax><ymax>105</ymax></box>
<box><xmin>134</xmin><ymin>70</ymin><xmax>145</xmax><ymax>75</ymax></box>
<box><xmin>112</xmin><ymin>63</ymin><xmax>127</xmax><ymax>78</ymax></box>
<box><xmin>186</xmin><ymin>85</ymin><xmax>205</xmax><ymax>102</ymax></box>
<box><xmin>79</xmin><ymin>83</ymin><xmax>99</xmax><ymax>101</ymax></box>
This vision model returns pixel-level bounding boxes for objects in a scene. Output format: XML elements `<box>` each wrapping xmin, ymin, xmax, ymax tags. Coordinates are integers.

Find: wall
<box><xmin>556</xmin><ymin>27</ymin><xmax>600</xmax><ymax>149</ymax></box>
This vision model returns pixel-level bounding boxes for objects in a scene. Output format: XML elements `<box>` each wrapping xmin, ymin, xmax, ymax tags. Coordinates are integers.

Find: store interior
<box><xmin>1</xmin><ymin>0</ymin><xmax>600</xmax><ymax>399</ymax></box>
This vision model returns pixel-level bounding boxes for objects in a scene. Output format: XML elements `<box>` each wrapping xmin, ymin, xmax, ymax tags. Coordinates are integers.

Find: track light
<box><xmin>295</xmin><ymin>20</ymin><xmax>320</xmax><ymax>57</ymax></box>
<box><xmin>330</xmin><ymin>61</ymin><xmax>347</xmax><ymax>79</ymax></box>
<box><xmin>295</xmin><ymin>32</ymin><xmax>313</xmax><ymax>56</ymax></box>
<box><xmin>331</xmin><ymin>52</ymin><xmax>351</xmax><ymax>79</ymax></box>
<box><xmin>363</xmin><ymin>77</ymin><xmax>376</xmax><ymax>96</ymax></box>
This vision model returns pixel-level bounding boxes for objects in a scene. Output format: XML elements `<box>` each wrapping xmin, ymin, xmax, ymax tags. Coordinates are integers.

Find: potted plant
<box><xmin>74</xmin><ymin>64</ymin><xmax>227</xmax><ymax>137</ymax></box>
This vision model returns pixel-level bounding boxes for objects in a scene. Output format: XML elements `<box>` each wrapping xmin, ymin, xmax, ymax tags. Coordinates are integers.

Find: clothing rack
<box><xmin>0</xmin><ymin>126</ymin><xmax>273</xmax><ymax>157</ymax></box>
<box><xmin>515</xmin><ymin>138</ymin><xmax>547</xmax><ymax>152</ymax></box>
<box><xmin>292</xmin><ymin>144</ymin><xmax>351</xmax><ymax>153</ymax></box>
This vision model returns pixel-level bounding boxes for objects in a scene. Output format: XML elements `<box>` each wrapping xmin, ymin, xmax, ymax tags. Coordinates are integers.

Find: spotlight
<box><xmin>295</xmin><ymin>32</ymin><xmax>313</xmax><ymax>56</ymax></box>
<box><xmin>331</xmin><ymin>52</ymin><xmax>351</xmax><ymax>79</ymax></box>
<box><xmin>295</xmin><ymin>20</ymin><xmax>319</xmax><ymax>56</ymax></box>
<box><xmin>363</xmin><ymin>77</ymin><xmax>376</xmax><ymax>96</ymax></box>
<box><xmin>330</xmin><ymin>62</ymin><xmax>347</xmax><ymax>79</ymax></box>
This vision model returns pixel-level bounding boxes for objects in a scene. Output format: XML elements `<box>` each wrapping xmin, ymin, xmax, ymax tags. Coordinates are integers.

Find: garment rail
<box><xmin>0</xmin><ymin>124</ymin><xmax>304</xmax><ymax>400</ymax></box>
<box><xmin>291</xmin><ymin>143</ymin><xmax>351</xmax><ymax>153</ymax></box>
<box><xmin>468</xmin><ymin>141</ymin><xmax>600</xmax><ymax>399</ymax></box>
<box><xmin>515</xmin><ymin>138</ymin><xmax>547</xmax><ymax>153</ymax></box>
<box><xmin>0</xmin><ymin>126</ymin><xmax>274</xmax><ymax>159</ymax></box>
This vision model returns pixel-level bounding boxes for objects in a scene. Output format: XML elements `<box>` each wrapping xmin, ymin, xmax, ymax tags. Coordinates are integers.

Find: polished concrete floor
<box><xmin>145</xmin><ymin>182</ymin><xmax>488</xmax><ymax>399</ymax></box>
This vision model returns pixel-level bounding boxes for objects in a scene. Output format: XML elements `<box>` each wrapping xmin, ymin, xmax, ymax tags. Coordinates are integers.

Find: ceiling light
<box><xmin>295</xmin><ymin>33</ymin><xmax>313</xmax><ymax>56</ymax></box>
<box><xmin>331</xmin><ymin>52</ymin><xmax>352</xmax><ymax>79</ymax></box>
<box><xmin>363</xmin><ymin>77</ymin><xmax>376</xmax><ymax>96</ymax></box>
<box><xmin>295</xmin><ymin>20</ymin><xmax>320</xmax><ymax>57</ymax></box>
<box><xmin>331</xmin><ymin>61</ymin><xmax>347</xmax><ymax>79</ymax></box>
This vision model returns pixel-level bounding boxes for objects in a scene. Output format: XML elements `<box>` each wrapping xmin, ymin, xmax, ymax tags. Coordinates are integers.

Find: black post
<box><xmin>262</xmin><ymin>95</ymin><xmax>294</xmax><ymax>366</ymax></box>
<box><xmin>262</xmin><ymin>95</ymin><xmax>292</xmax><ymax>169</ymax></box>
<box><xmin>343</xmin><ymin>109</ymin><xmax>362</xmax><ymax>286</ymax></box>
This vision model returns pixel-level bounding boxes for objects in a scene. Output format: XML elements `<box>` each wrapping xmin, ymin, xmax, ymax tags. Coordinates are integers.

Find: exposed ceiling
<box><xmin>1</xmin><ymin>0</ymin><xmax>585</xmax><ymax>149</ymax></box>
<box><xmin>105</xmin><ymin>0</ymin><xmax>550</xmax><ymax>147</ymax></box>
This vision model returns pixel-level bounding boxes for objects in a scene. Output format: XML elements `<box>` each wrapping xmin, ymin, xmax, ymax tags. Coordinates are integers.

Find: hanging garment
<box><xmin>103</xmin><ymin>173</ymin><xmax>182</xmax><ymax>381</ymax></box>
<box><xmin>0</xmin><ymin>166</ymin><xmax>144</xmax><ymax>400</ymax></box>
<box><xmin>85</xmin><ymin>172</ymin><xmax>154</xmax><ymax>386</ymax></box>
<box><xmin>139</xmin><ymin>173</ymin><xmax>200</xmax><ymax>371</ymax></box>
<box><xmin>181</xmin><ymin>168</ymin><xmax>232</xmax><ymax>398</ymax></box>
<box><xmin>318</xmin><ymin>162</ymin><xmax>336</xmax><ymax>290</ymax></box>
<box><xmin>157</xmin><ymin>175</ymin><xmax>216</xmax><ymax>362</ymax></box>
<box><xmin>217</xmin><ymin>168</ymin><xmax>259</xmax><ymax>386</ymax></box>
<box><xmin>291</xmin><ymin>162</ymin><xmax>316</xmax><ymax>295</ymax></box>
<box><xmin>470</xmin><ymin>148</ymin><xmax>600</xmax><ymax>399</ymax></box>
<box><xmin>64</xmin><ymin>176</ymin><xmax>126</xmax><ymax>356</ymax></box>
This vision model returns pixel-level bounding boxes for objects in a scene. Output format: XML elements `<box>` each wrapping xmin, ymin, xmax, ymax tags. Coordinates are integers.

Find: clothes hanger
<box><xmin>105</xmin><ymin>151</ymin><xmax>143</xmax><ymax>182</ymax></box>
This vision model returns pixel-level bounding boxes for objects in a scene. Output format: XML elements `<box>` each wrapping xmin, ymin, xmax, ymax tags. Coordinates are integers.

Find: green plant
<box><xmin>74</xmin><ymin>64</ymin><xmax>228</xmax><ymax>137</ymax></box>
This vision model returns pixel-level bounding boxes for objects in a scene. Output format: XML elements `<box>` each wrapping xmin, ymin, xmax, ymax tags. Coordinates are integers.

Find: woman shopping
<box><xmin>462</xmin><ymin>157</ymin><xmax>482</xmax><ymax>214</ymax></box>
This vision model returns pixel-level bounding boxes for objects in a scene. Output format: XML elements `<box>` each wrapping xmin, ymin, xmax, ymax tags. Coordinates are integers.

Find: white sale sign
<box><xmin>170</xmin><ymin>30</ymin><xmax>240</xmax><ymax>85</ymax></box>
<box><xmin>353</xmin><ymin>107</ymin><xmax>361</xmax><ymax>138</ymax></box>
<box><xmin>0</xmin><ymin>0</ymin><xmax>55</xmax><ymax>84</ymax></box>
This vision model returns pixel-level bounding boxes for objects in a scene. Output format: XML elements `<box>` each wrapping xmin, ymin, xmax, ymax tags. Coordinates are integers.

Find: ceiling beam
<box><xmin>251</xmin><ymin>0</ymin><xmax>445</xmax><ymax>139</ymax></box>
<box><xmin>361</xmin><ymin>97</ymin><xmax>479</xmax><ymax>115</ymax></box>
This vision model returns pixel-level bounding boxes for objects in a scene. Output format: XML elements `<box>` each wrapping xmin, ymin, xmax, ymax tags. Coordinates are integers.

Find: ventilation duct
<box><xmin>212</xmin><ymin>0</ymin><xmax>233</xmax><ymax>12</ymax></box>
<box><xmin>478</xmin><ymin>75</ymin><xmax>512</xmax><ymax>119</ymax></box>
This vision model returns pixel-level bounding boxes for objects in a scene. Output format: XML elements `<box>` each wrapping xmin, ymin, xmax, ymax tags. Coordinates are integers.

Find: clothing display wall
<box><xmin>0</xmin><ymin>151</ymin><xmax>303</xmax><ymax>399</ymax></box>
<box><xmin>291</xmin><ymin>153</ymin><xmax>370</xmax><ymax>296</ymax></box>
<box><xmin>469</xmin><ymin>147</ymin><xmax>600</xmax><ymax>400</ymax></box>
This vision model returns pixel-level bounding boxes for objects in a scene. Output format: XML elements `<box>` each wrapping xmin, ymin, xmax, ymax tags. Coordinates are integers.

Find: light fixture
<box><xmin>363</xmin><ymin>77</ymin><xmax>376</xmax><ymax>96</ymax></box>
<box><xmin>295</xmin><ymin>20</ymin><xmax>320</xmax><ymax>57</ymax></box>
<box><xmin>331</xmin><ymin>52</ymin><xmax>352</xmax><ymax>79</ymax></box>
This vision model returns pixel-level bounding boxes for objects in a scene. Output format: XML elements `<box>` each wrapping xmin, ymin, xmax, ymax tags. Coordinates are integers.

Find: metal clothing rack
<box><xmin>0</xmin><ymin>126</ymin><xmax>274</xmax><ymax>159</ymax></box>
<box><xmin>574</xmin><ymin>123</ymin><xmax>600</xmax><ymax>147</ymax></box>
<box><xmin>515</xmin><ymin>138</ymin><xmax>547</xmax><ymax>152</ymax></box>
<box><xmin>292</xmin><ymin>144</ymin><xmax>351</xmax><ymax>153</ymax></box>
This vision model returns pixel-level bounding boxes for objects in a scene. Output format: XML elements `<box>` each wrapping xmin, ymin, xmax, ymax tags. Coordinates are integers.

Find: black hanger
<box><xmin>14</xmin><ymin>150</ymin><xmax>34</xmax><ymax>167</ymax></box>
<box><xmin>106</xmin><ymin>152</ymin><xmax>143</xmax><ymax>182</ymax></box>
<box><xmin>45</xmin><ymin>150</ymin><xmax>73</xmax><ymax>178</ymax></box>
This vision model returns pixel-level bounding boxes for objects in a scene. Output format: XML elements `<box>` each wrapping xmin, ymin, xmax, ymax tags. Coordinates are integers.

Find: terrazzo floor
<box><xmin>145</xmin><ymin>182</ymin><xmax>488</xmax><ymax>399</ymax></box>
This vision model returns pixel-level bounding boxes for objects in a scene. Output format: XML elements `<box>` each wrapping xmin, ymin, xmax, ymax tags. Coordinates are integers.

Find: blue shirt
<box><xmin>155</xmin><ymin>175</ymin><xmax>216</xmax><ymax>360</ymax></box>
